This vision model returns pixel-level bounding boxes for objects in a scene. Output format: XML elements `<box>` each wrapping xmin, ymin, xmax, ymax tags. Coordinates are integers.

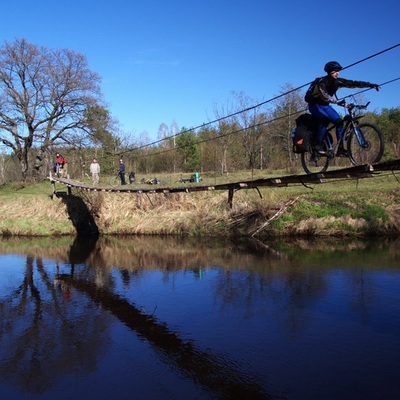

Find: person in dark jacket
<box><xmin>118</xmin><ymin>159</ymin><xmax>126</xmax><ymax>185</ymax></box>
<box><xmin>305</xmin><ymin>61</ymin><xmax>380</xmax><ymax>157</ymax></box>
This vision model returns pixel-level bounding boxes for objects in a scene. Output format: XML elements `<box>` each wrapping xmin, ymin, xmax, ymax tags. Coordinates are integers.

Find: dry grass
<box><xmin>1</xmin><ymin>170</ymin><xmax>400</xmax><ymax>237</ymax></box>
<box><xmin>0</xmin><ymin>194</ymin><xmax>73</xmax><ymax>236</ymax></box>
<box><xmin>82</xmin><ymin>190</ymin><xmax>230</xmax><ymax>235</ymax></box>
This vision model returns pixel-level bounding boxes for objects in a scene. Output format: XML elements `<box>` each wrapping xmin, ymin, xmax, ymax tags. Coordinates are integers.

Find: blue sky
<box><xmin>3</xmin><ymin>0</ymin><xmax>399</xmax><ymax>141</ymax></box>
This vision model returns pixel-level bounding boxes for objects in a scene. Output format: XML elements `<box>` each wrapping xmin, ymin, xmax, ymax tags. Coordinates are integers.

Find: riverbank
<box><xmin>1</xmin><ymin>172</ymin><xmax>400</xmax><ymax>238</ymax></box>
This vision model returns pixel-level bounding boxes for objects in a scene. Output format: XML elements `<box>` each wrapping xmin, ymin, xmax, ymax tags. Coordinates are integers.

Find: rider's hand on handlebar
<box><xmin>370</xmin><ymin>84</ymin><xmax>380</xmax><ymax>91</ymax></box>
<box><xmin>337</xmin><ymin>100</ymin><xmax>347</xmax><ymax>108</ymax></box>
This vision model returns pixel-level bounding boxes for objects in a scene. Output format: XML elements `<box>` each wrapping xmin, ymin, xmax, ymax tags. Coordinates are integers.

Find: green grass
<box><xmin>0</xmin><ymin>169</ymin><xmax>399</xmax><ymax>237</ymax></box>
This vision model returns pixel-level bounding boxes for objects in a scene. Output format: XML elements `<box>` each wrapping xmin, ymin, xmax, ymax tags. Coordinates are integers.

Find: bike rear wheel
<box><xmin>347</xmin><ymin>123</ymin><xmax>384</xmax><ymax>166</ymax></box>
<box><xmin>301</xmin><ymin>141</ymin><xmax>330</xmax><ymax>174</ymax></box>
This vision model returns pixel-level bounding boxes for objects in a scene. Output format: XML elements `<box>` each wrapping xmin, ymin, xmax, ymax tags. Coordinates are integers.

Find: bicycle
<box><xmin>177</xmin><ymin>175</ymin><xmax>193</xmax><ymax>184</ymax></box>
<box><xmin>301</xmin><ymin>102</ymin><xmax>384</xmax><ymax>174</ymax></box>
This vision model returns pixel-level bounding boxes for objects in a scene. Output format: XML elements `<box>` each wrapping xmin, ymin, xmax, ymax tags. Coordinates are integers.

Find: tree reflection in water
<box><xmin>0</xmin><ymin>236</ymin><xmax>278</xmax><ymax>399</ymax></box>
<box><xmin>0</xmin><ymin>235</ymin><xmax>399</xmax><ymax>399</ymax></box>
<box><xmin>0</xmin><ymin>254</ymin><xmax>111</xmax><ymax>395</ymax></box>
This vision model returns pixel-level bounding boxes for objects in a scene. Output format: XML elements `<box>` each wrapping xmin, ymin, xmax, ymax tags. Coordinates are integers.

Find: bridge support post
<box><xmin>51</xmin><ymin>180</ymin><xmax>56</xmax><ymax>199</ymax></box>
<box><xmin>228</xmin><ymin>189</ymin><xmax>234</xmax><ymax>209</ymax></box>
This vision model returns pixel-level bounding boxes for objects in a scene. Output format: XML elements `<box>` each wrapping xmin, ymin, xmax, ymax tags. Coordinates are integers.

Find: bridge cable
<box><xmin>122</xmin><ymin>43</ymin><xmax>400</xmax><ymax>154</ymax></box>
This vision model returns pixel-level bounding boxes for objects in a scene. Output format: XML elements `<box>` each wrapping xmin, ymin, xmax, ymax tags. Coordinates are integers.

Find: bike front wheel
<box><xmin>108</xmin><ymin>175</ymin><xmax>120</xmax><ymax>187</ymax></box>
<box><xmin>347</xmin><ymin>123</ymin><xmax>384</xmax><ymax>166</ymax></box>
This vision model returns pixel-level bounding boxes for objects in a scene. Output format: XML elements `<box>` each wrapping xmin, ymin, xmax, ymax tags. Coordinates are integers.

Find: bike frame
<box><xmin>324</xmin><ymin>103</ymin><xmax>369</xmax><ymax>153</ymax></box>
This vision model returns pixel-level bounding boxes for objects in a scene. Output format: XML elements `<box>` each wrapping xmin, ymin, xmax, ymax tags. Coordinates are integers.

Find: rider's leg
<box><xmin>309</xmin><ymin>104</ymin><xmax>347</xmax><ymax>155</ymax></box>
<box><xmin>315</xmin><ymin>105</ymin><xmax>344</xmax><ymax>144</ymax></box>
<box><xmin>333</xmin><ymin>118</ymin><xmax>347</xmax><ymax>156</ymax></box>
<box><xmin>316</xmin><ymin>123</ymin><xmax>327</xmax><ymax>145</ymax></box>
<box><xmin>333</xmin><ymin>119</ymin><xmax>344</xmax><ymax>141</ymax></box>
<box><xmin>308</xmin><ymin>104</ymin><xmax>331</xmax><ymax>153</ymax></box>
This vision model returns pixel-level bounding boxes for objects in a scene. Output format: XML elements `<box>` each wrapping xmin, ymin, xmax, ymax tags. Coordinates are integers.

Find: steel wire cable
<box><xmin>122</xmin><ymin>43</ymin><xmax>400</xmax><ymax>157</ymax></box>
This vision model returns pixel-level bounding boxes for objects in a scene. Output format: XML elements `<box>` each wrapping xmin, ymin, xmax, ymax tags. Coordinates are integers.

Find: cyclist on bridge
<box><xmin>305</xmin><ymin>61</ymin><xmax>380</xmax><ymax>157</ymax></box>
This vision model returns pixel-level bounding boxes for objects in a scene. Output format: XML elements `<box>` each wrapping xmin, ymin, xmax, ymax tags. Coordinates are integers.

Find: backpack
<box><xmin>291</xmin><ymin>113</ymin><xmax>319</xmax><ymax>154</ymax></box>
<box><xmin>304</xmin><ymin>77</ymin><xmax>322</xmax><ymax>103</ymax></box>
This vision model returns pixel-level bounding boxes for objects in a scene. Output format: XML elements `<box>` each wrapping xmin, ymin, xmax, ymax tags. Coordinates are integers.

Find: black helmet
<box><xmin>324</xmin><ymin>61</ymin><xmax>343</xmax><ymax>73</ymax></box>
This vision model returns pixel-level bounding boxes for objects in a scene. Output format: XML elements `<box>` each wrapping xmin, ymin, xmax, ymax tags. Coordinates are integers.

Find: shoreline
<box><xmin>1</xmin><ymin>173</ymin><xmax>400</xmax><ymax>238</ymax></box>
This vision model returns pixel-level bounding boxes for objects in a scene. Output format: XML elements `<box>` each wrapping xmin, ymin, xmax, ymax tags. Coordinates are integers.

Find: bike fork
<box><xmin>351</xmin><ymin>123</ymin><xmax>367</xmax><ymax>147</ymax></box>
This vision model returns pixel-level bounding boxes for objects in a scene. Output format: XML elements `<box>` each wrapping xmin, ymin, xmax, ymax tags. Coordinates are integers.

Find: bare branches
<box><xmin>0</xmin><ymin>38</ymin><xmax>105</xmax><ymax>180</ymax></box>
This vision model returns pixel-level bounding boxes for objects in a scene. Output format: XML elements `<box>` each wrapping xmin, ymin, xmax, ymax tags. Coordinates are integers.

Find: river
<box><xmin>0</xmin><ymin>235</ymin><xmax>399</xmax><ymax>400</ymax></box>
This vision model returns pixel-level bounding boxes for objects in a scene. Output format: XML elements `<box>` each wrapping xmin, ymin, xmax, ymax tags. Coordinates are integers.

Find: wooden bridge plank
<box><xmin>48</xmin><ymin>159</ymin><xmax>400</xmax><ymax>207</ymax></box>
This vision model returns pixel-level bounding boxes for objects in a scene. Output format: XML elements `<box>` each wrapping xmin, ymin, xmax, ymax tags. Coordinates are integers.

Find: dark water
<box><xmin>0</xmin><ymin>235</ymin><xmax>399</xmax><ymax>400</ymax></box>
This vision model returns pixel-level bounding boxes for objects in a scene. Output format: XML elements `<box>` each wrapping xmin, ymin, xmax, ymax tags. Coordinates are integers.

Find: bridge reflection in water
<box><xmin>1</xmin><ymin>235</ymin><xmax>399</xmax><ymax>399</ymax></box>
<box><xmin>57</xmin><ymin>274</ymin><xmax>271</xmax><ymax>399</ymax></box>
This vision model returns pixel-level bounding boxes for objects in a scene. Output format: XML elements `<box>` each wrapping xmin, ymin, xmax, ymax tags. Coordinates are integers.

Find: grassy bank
<box><xmin>1</xmin><ymin>169</ymin><xmax>400</xmax><ymax>238</ymax></box>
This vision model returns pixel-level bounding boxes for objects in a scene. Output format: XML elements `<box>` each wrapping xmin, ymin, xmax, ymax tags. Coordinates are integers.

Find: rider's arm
<box><xmin>338</xmin><ymin>77</ymin><xmax>380</xmax><ymax>91</ymax></box>
<box><xmin>319</xmin><ymin>81</ymin><xmax>340</xmax><ymax>104</ymax></box>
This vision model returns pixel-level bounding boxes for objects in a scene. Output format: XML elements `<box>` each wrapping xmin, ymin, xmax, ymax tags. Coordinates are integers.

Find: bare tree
<box><xmin>157</xmin><ymin>122</ymin><xmax>169</xmax><ymax>143</ymax></box>
<box><xmin>231</xmin><ymin>92</ymin><xmax>256</xmax><ymax>169</ymax></box>
<box><xmin>212</xmin><ymin>96</ymin><xmax>242</xmax><ymax>174</ymax></box>
<box><xmin>0</xmin><ymin>38</ymin><xmax>104</xmax><ymax>180</ymax></box>
<box><xmin>270</xmin><ymin>83</ymin><xmax>307</xmax><ymax>168</ymax></box>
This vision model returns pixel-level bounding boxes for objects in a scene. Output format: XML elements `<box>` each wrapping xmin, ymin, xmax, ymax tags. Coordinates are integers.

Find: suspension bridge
<box><xmin>49</xmin><ymin>159</ymin><xmax>400</xmax><ymax>208</ymax></box>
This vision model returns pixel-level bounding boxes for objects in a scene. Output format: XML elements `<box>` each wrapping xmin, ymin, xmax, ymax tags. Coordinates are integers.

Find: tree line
<box><xmin>0</xmin><ymin>39</ymin><xmax>399</xmax><ymax>183</ymax></box>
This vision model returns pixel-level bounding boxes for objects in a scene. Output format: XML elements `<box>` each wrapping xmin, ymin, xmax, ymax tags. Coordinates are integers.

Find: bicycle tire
<box><xmin>108</xmin><ymin>176</ymin><xmax>120</xmax><ymax>187</ymax></box>
<box><xmin>301</xmin><ymin>140</ymin><xmax>330</xmax><ymax>174</ymax></box>
<box><xmin>347</xmin><ymin>123</ymin><xmax>384</xmax><ymax>166</ymax></box>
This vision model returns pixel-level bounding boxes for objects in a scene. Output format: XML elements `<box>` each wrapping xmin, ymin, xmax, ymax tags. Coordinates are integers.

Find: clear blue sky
<box><xmin>3</xmin><ymin>0</ymin><xmax>400</xmax><ymax>141</ymax></box>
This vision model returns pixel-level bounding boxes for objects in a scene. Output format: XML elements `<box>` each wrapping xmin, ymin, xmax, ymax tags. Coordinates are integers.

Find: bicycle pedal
<box><xmin>336</xmin><ymin>150</ymin><xmax>348</xmax><ymax>157</ymax></box>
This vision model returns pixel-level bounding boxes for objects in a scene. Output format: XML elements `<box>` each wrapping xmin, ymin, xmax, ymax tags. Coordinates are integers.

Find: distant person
<box><xmin>129</xmin><ymin>171</ymin><xmax>135</xmax><ymax>184</ymax></box>
<box><xmin>55</xmin><ymin>152</ymin><xmax>68</xmax><ymax>178</ymax></box>
<box><xmin>119</xmin><ymin>159</ymin><xmax>126</xmax><ymax>185</ymax></box>
<box><xmin>305</xmin><ymin>61</ymin><xmax>380</xmax><ymax>157</ymax></box>
<box><xmin>89</xmin><ymin>158</ymin><xmax>100</xmax><ymax>185</ymax></box>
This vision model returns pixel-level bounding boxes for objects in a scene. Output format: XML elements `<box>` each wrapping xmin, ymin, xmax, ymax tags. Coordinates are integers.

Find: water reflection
<box><xmin>0</xmin><ymin>251</ymin><xmax>110</xmax><ymax>396</ymax></box>
<box><xmin>0</xmin><ymin>235</ymin><xmax>399</xmax><ymax>399</ymax></box>
<box><xmin>0</xmin><ymin>236</ymin><xmax>277</xmax><ymax>399</ymax></box>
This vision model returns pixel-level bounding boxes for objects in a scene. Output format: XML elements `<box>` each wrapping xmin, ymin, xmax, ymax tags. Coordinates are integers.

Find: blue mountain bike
<box><xmin>301</xmin><ymin>102</ymin><xmax>384</xmax><ymax>174</ymax></box>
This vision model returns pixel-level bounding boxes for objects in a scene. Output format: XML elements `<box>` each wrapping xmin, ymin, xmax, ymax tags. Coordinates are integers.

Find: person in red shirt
<box><xmin>55</xmin><ymin>153</ymin><xmax>68</xmax><ymax>178</ymax></box>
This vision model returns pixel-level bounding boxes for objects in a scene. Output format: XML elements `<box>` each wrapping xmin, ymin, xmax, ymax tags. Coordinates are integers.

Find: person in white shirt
<box><xmin>89</xmin><ymin>158</ymin><xmax>100</xmax><ymax>185</ymax></box>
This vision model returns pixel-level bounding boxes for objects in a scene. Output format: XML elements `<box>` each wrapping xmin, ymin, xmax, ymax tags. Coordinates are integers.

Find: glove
<box><xmin>337</xmin><ymin>100</ymin><xmax>347</xmax><ymax>107</ymax></box>
<box><xmin>370</xmin><ymin>84</ymin><xmax>380</xmax><ymax>91</ymax></box>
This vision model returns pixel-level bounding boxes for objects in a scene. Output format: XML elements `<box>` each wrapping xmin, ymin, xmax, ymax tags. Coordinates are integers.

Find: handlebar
<box><xmin>346</xmin><ymin>101</ymin><xmax>370</xmax><ymax>110</ymax></box>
